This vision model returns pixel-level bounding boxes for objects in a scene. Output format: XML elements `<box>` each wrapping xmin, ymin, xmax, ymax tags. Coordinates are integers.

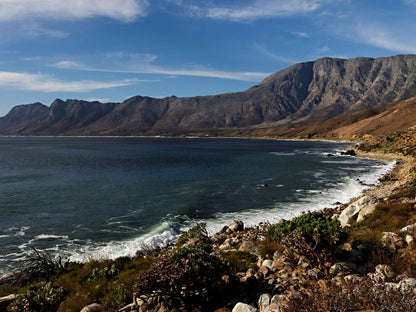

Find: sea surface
<box><xmin>0</xmin><ymin>137</ymin><xmax>394</xmax><ymax>275</ymax></box>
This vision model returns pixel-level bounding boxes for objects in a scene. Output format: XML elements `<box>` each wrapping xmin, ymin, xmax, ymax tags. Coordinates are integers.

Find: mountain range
<box><xmin>1</xmin><ymin>54</ymin><xmax>416</xmax><ymax>136</ymax></box>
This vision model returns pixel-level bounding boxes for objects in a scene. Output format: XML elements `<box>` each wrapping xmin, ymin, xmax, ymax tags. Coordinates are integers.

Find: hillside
<box><xmin>214</xmin><ymin>95</ymin><xmax>416</xmax><ymax>140</ymax></box>
<box><xmin>2</xmin><ymin>54</ymin><xmax>416</xmax><ymax>135</ymax></box>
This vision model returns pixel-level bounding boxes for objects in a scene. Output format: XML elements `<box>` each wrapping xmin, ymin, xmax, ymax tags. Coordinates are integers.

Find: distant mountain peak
<box><xmin>1</xmin><ymin>54</ymin><xmax>416</xmax><ymax>136</ymax></box>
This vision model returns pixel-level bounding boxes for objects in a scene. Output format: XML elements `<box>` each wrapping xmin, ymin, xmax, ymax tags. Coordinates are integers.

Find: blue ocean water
<box><xmin>0</xmin><ymin>137</ymin><xmax>393</xmax><ymax>275</ymax></box>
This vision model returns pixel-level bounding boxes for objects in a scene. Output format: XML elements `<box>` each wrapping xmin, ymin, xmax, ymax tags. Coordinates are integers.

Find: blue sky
<box><xmin>0</xmin><ymin>0</ymin><xmax>415</xmax><ymax>116</ymax></box>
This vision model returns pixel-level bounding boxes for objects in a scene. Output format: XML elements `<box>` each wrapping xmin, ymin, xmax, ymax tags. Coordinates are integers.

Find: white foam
<box><xmin>60</xmin><ymin>159</ymin><xmax>395</xmax><ymax>264</ymax></box>
<box><xmin>67</xmin><ymin>222</ymin><xmax>178</xmax><ymax>263</ymax></box>
<box><xmin>35</xmin><ymin>234</ymin><xmax>69</xmax><ymax>240</ymax></box>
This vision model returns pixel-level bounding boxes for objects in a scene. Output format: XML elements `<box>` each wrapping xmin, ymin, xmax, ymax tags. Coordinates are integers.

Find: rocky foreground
<box><xmin>1</xmin><ymin>130</ymin><xmax>416</xmax><ymax>312</ymax></box>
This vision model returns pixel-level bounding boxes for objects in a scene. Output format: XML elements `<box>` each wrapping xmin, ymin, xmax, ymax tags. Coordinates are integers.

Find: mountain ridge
<box><xmin>1</xmin><ymin>54</ymin><xmax>416</xmax><ymax>136</ymax></box>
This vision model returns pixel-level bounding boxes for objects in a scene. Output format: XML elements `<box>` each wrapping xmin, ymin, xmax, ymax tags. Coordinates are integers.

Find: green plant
<box><xmin>259</xmin><ymin>236</ymin><xmax>285</xmax><ymax>258</ymax></box>
<box><xmin>87</xmin><ymin>264</ymin><xmax>119</xmax><ymax>281</ymax></box>
<box><xmin>112</xmin><ymin>285</ymin><xmax>128</xmax><ymax>308</ymax></box>
<box><xmin>219</xmin><ymin>250</ymin><xmax>257</xmax><ymax>273</ymax></box>
<box><xmin>176</xmin><ymin>222</ymin><xmax>210</xmax><ymax>247</ymax></box>
<box><xmin>10</xmin><ymin>285</ymin><xmax>65</xmax><ymax>312</ymax></box>
<box><xmin>136</xmin><ymin>245</ymin><xmax>233</xmax><ymax>310</ymax></box>
<box><xmin>267</xmin><ymin>212</ymin><xmax>349</xmax><ymax>269</ymax></box>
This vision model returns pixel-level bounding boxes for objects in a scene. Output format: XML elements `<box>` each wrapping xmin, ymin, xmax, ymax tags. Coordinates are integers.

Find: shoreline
<box><xmin>2</xmin><ymin>135</ymin><xmax>416</xmax><ymax>311</ymax></box>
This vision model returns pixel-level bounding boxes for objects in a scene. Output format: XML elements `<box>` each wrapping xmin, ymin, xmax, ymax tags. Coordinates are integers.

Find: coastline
<box><xmin>1</xmin><ymin>135</ymin><xmax>416</xmax><ymax>311</ymax></box>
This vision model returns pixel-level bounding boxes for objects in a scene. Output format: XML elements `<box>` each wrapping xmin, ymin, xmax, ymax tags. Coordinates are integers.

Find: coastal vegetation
<box><xmin>1</xmin><ymin>128</ymin><xmax>416</xmax><ymax>311</ymax></box>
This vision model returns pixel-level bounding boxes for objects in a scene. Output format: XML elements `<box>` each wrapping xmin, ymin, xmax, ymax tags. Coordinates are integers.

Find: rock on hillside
<box><xmin>2</xmin><ymin>54</ymin><xmax>416</xmax><ymax>135</ymax></box>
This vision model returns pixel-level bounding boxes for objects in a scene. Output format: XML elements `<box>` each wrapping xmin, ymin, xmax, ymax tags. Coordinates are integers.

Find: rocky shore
<box><xmin>1</xmin><ymin>131</ymin><xmax>416</xmax><ymax>312</ymax></box>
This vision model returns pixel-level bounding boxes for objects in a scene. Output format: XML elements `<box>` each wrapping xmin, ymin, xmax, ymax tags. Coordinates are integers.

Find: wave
<box><xmin>62</xmin><ymin>159</ymin><xmax>395</xmax><ymax>263</ymax></box>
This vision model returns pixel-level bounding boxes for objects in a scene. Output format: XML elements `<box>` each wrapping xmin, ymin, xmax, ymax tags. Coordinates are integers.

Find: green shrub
<box><xmin>220</xmin><ymin>251</ymin><xmax>257</xmax><ymax>273</ymax></box>
<box><xmin>136</xmin><ymin>245</ymin><xmax>233</xmax><ymax>310</ymax></box>
<box><xmin>267</xmin><ymin>212</ymin><xmax>348</xmax><ymax>269</ymax></box>
<box><xmin>87</xmin><ymin>264</ymin><xmax>119</xmax><ymax>281</ymax></box>
<box><xmin>10</xmin><ymin>285</ymin><xmax>65</xmax><ymax>312</ymax></box>
<box><xmin>176</xmin><ymin>222</ymin><xmax>210</xmax><ymax>247</ymax></box>
<box><xmin>112</xmin><ymin>285</ymin><xmax>128</xmax><ymax>308</ymax></box>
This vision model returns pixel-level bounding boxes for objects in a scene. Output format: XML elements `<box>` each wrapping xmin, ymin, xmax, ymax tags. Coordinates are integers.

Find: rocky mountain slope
<box><xmin>1</xmin><ymin>54</ymin><xmax>416</xmax><ymax>135</ymax></box>
<box><xmin>218</xmin><ymin>95</ymin><xmax>416</xmax><ymax>140</ymax></box>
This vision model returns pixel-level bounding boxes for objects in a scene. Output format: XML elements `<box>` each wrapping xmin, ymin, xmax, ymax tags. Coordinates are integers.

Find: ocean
<box><xmin>0</xmin><ymin>137</ymin><xmax>393</xmax><ymax>275</ymax></box>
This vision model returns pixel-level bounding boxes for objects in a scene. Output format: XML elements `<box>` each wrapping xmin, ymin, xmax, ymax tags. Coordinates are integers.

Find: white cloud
<box><xmin>253</xmin><ymin>44</ymin><xmax>299</xmax><ymax>64</ymax></box>
<box><xmin>0</xmin><ymin>71</ymin><xmax>138</xmax><ymax>92</ymax></box>
<box><xmin>0</xmin><ymin>0</ymin><xmax>149</xmax><ymax>23</ymax></box>
<box><xmin>355</xmin><ymin>24</ymin><xmax>416</xmax><ymax>54</ymax></box>
<box><xmin>51</xmin><ymin>54</ymin><xmax>270</xmax><ymax>82</ymax></box>
<box><xmin>85</xmin><ymin>98</ymin><xmax>113</xmax><ymax>103</ymax></box>
<box><xmin>292</xmin><ymin>32</ymin><xmax>310</xmax><ymax>38</ymax></box>
<box><xmin>173</xmin><ymin>0</ymin><xmax>340</xmax><ymax>21</ymax></box>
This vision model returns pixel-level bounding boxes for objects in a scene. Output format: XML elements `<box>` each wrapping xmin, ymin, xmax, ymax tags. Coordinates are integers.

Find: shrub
<box><xmin>283</xmin><ymin>277</ymin><xmax>416</xmax><ymax>312</ymax></box>
<box><xmin>136</xmin><ymin>245</ymin><xmax>233</xmax><ymax>310</ymax></box>
<box><xmin>5</xmin><ymin>249</ymin><xmax>64</xmax><ymax>287</ymax></box>
<box><xmin>10</xmin><ymin>285</ymin><xmax>65</xmax><ymax>312</ymax></box>
<box><xmin>219</xmin><ymin>250</ymin><xmax>257</xmax><ymax>273</ymax></box>
<box><xmin>176</xmin><ymin>222</ymin><xmax>210</xmax><ymax>247</ymax></box>
<box><xmin>267</xmin><ymin>212</ymin><xmax>348</xmax><ymax>269</ymax></box>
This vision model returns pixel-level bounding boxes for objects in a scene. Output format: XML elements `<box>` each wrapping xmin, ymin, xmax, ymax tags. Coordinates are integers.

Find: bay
<box><xmin>0</xmin><ymin>137</ymin><xmax>393</xmax><ymax>275</ymax></box>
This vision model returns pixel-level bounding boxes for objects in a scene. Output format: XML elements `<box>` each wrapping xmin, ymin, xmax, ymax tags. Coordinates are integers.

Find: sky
<box><xmin>0</xmin><ymin>0</ymin><xmax>415</xmax><ymax>116</ymax></box>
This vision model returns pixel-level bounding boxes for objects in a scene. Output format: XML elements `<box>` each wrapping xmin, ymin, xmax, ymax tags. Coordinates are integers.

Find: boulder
<box><xmin>258</xmin><ymin>266</ymin><xmax>270</xmax><ymax>276</ymax></box>
<box><xmin>219</xmin><ymin>239</ymin><xmax>233</xmax><ymax>250</ymax></box>
<box><xmin>263</xmin><ymin>304</ymin><xmax>281</xmax><ymax>312</ymax></box>
<box><xmin>262</xmin><ymin>260</ymin><xmax>274</xmax><ymax>270</ymax></box>
<box><xmin>381</xmin><ymin>232</ymin><xmax>406</xmax><ymax>251</ymax></box>
<box><xmin>338</xmin><ymin>196</ymin><xmax>377</xmax><ymax>226</ymax></box>
<box><xmin>0</xmin><ymin>272</ymin><xmax>16</xmax><ymax>284</ymax></box>
<box><xmin>400</xmin><ymin>223</ymin><xmax>416</xmax><ymax>236</ymax></box>
<box><xmin>80</xmin><ymin>303</ymin><xmax>104</xmax><ymax>312</ymax></box>
<box><xmin>270</xmin><ymin>295</ymin><xmax>285</xmax><ymax>306</ymax></box>
<box><xmin>0</xmin><ymin>294</ymin><xmax>18</xmax><ymax>311</ymax></box>
<box><xmin>405</xmin><ymin>235</ymin><xmax>415</xmax><ymax>247</ymax></box>
<box><xmin>232</xmin><ymin>302</ymin><xmax>257</xmax><ymax>312</ymax></box>
<box><xmin>374</xmin><ymin>264</ymin><xmax>395</xmax><ymax>282</ymax></box>
<box><xmin>229</xmin><ymin>220</ymin><xmax>244</xmax><ymax>232</ymax></box>
<box><xmin>240</xmin><ymin>240</ymin><xmax>260</xmax><ymax>257</ymax></box>
<box><xmin>356</xmin><ymin>204</ymin><xmax>377</xmax><ymax>222</ymax></box>
<box><xmin>399</xmin><ymin>278</ymin><xmax>416</xmax><ymax>293</ymax></box>
<box><xmin>341</xmin><ymin>149</ymin><xmax>356</xmax><ymax>156</ymax></box>
<box><xmin>258</xmin><ymin>293</ymin><xmax>271</xmax><ymax>312</ymax></box>
<box><xmin>329</xmin><ymin>262</ymin><xmax>357</xmax><ymax>276</ymax></box>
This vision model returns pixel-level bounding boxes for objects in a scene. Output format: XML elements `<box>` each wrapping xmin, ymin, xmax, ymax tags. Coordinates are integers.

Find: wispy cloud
<box><xmin>292</xmin><ymin>32</ymin><xmax>310</xmax><ymax>38</ymax></box>
<box><xmin>0</xmin><ymin>71</ymin><xmax>138</xmax><ymax>92</ymax></box>
<box><xmin>355</xmin><ymin>24</ymin><xmax>416</xmax><ymax>54</ymax></box>
<box><xmin>51</xmin><ymin>53</ymin><xmax>270</xmax><ymax>82</ymax></box>
<box><xmin>0</xmin><ymin>0</ymin><xmax>149</xmax><ymax>23</ymax></box>
<box><xmin>85</xmin><ymin>98</ymin><xmax>113</xmax><ymax>103</ymax></box>
<box><xmin>253</xmin><ymin>44</ymin><xmax>299</xmax><ymax>64</ymax></box>
<box><xmin>173</xmin><ymin>0</ymin><xmax>340</xmax><ymax>21</ymax></box>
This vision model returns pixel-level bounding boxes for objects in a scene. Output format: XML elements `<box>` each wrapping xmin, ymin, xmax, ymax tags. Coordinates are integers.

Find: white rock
<box><xmin>374</xmin><ymin>264</ymin><xmax>395</xmax><ymax>281</ymax></box>
<box><xmin>399</xmin><ymin>278</ymin><xmax>416</xmax><ymax>293</ymax></box>
<box><xmin>400</xmin><ymin>223</ymin><xmax>416</xmax><ymax>235</ymax></box>
<box><xmin>262</xmin><ymin>260</ymin><xmax>274</xmax><ymax>270</ymax></box>
<box><xmin>258</xmin><ymin>293</ymin><xmax>271</xmax><ymax>311</ymax></box>
<box><xmin>232</xmin><ymin>302</ymin><xmax>258</xmax><ymax>312</ymax></box>
<box><xmin>229</xmin><ymin>220</ymin><xmax>244</xmax><ymax>232</ymax></box>
<box><xmin>270</xmin><ymin>295</ymin><xmax>285</xmax><ymax>306</ymax></box>
<box><xmin>338</xmin><ymin>196</ymin><xmax>377</xmax><ymax>226</ymax></box>
<box><xmin>263</xmin><ymin>304</ymin><xmax>281</xmax><ymax>312</ymax></box>
<box><xmin>405</xmin><ymin>234</ymin><xmax>415</xmax><ymax>246</ymax></box>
